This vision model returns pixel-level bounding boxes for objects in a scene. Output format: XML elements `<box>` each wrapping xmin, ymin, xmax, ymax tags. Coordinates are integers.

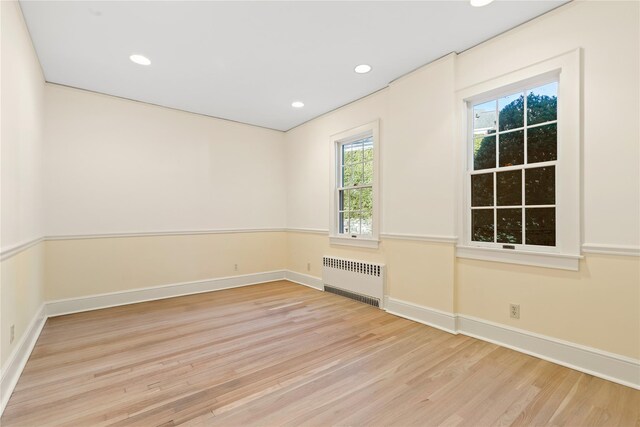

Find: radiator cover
<box><xmin>322</xmin><ymin>256</ymin><xmax>385</xmax><ymax>308</ymax></box>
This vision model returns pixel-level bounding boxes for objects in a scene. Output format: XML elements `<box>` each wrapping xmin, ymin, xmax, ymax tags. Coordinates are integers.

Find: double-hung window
<box><xmin>470</xmin><ymin>81</ymin><xmax>558</xmax><ymax>248</ymax></box>
<box><xmin>457</xmin><ymin>50</ymin><xmax>582</xmax><ymax>270</ymax></box>
<box><xmin>330</xmin><ymin>121</ymin><xmax>379</xmax><ymax>248</ymax></box>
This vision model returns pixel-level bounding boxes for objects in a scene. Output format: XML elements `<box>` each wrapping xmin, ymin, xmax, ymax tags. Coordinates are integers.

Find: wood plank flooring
<box><xmin>2</xmin><ymin>280</ymin><xmax>638</xmax><ymax>426</ymax></box>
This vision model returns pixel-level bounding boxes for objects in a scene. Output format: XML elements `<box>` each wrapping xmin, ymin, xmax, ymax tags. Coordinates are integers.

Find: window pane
<box><xmin>339</xmin><ymin>189</ymin><xmax>348</xmax><ymax>211</ymax></box>
<box><xmin>499</xmin><ymin>93</ymin><xmax>524</xmax><ymax>131</ymax></box>
<box><xmin>340</xmin><ymin>211</ymin><xmax>349</xmax><ymax>234</ymax></box>
<box><xmin>499</xmin><ymin>130</ymin><xmax>524</xmax><ymax>167</ymax></box>
<box><xmin>474</xmin><ymin>100</ymin><xmax>497</xmax><ymax>133</ymax></box>
<box><xmin>526</xmin><ymin>207</ymin><xmax>555</xmax><ymax>246</ymax></box>
<box><xmin>472</xmin><ymin>209</ymin><xmax>494</xmax><ymax>242</ymax></box>
<box><xmin>361</xmin><ymin>187</ymin><xmax>372</xmax><ymax>211</ymax></box>
<box><xmin>527</xmin><ymin>82</ymin><xmax>557</xmax><ymax>126</ymax></box>
<box><xmin>474</xmin><ymin>135</ymin><xmax>496</xmax><ymax>170</ymax></box>
<box><xmin>528</xmin><ymin>123</ymin><xmax>557</xmax><ymax>163</ymax></box>
<box><xmin>361</xmin><ymin>208</ymin><xmax>372</xmax><ymax>236</ymax></box>
<box><xmin>497</xmin><ymin>208</ymin><xmax>522</xmax><ymax>244</ymax></box>
<box><xmin>363</xmin><ymin>138</ymin><xmax>373</xmax><ymax>162</ymax></box>
<box><xmin>342</xmin><ymin>143</ymin><xmax>351</xmax><ymax>166</ymax></box>
<box><xmin>349</xmin><ymin>188</ymin><xmax>361</xmax><ymax>211</ymax></box>
<box><xmin>363</xmin><ymin>161</ymin><xmax>373</xmax><ymax>185</ymax></box>
<box><xmin>525</xmin><ymin>166</ymin><xmax>555</xmax><ymax>205</ymax></box>
<box><xmin>351</xmin><ymin>163</ymin><xmax>363</xmax><ymax>186</ymax></box>
<box><xmin>350</xmin><ymin>141</ymin><xmax>363</xmax><ymax>164</ymax></box>
<box><xmin>342</xmin><ymin>165</ymin><xmax>352</xmax><ymax>187</ymax></box>
<box><xmin>349</xmin><ymin>212</ymin><xmax>361</xmax><ymax>235</ymax></box>
<box><xmin>496</xmin><ymin>170</ymin><xmax>522</xmax><ymax>206</ymax></box>
<box><xmin>471</xmin><ymin>173</ymin><xmax>493</xmax><ymax>207</ymax></box>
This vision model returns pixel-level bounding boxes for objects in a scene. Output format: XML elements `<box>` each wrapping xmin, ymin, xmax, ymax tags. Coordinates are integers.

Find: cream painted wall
<box><xmin>41</xmin><ymin>84</ymin><xmax>289</xmax><ymax>304</ymax></box>
<box><xmin>384</xmin><ymin>54</ymin><xmax>457</xmax><ymax>238</ymax></box>
<box><xmin>457</xmin><ymin>254</ymin><xmax>639</xmax><ymax>359</ymax></box>
<box><xmin>44</xmin><ymin>84</ymin><xmax>287</xmax><ymax>236</ymax></box>
<box><xmin>284</xmin><ymin>54</ymin><xmax>459</xmax><ymax>313</ymax></box>
<box><xmin>0</xmin><ymin>245</ymin><xmax>44</xmax><ymax>366</ymax></box>
<box><xmin>45</xmin><ymin>232</ymin><xmax>286</xmax><ymax>300</ymax></box>
<box><xmin>452</xmin><ymin>0</ymin><xmax>639</xmax><ymax>359</ymax></box>
<box><xmin>0</xmin><ymin>1</ymin><xmax>46</xmax><ymax>366</ymax></box>
<box><xmin>285</xmin><ymin>90</ymin><xmax>388</xmax><ymax>232</ymax></box>
<box><xmin>284</xmin><ymin>1</ymin><xmax>639</xmax><ymax>360</ymax></box>
<box><xmin>1</xmin><ymin>1</ymin><xmax>44</xmax><ymax>250</ymax></box>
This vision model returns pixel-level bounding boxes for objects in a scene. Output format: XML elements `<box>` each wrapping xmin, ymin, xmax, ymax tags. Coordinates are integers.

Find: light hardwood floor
<box><xmin>2</xmin><ymin>280</ymin><xmax>638</xmax><ymax>426</ymax></box>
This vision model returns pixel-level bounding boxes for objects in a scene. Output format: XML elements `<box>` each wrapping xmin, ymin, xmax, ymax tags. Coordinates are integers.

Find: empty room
<box><xmin>1</xmin><ymin>0</ymin><xmax>639</xmax><ymax>425</ymax></box>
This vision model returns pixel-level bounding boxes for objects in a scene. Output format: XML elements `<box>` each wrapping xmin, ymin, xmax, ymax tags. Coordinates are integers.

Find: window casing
<box><xmin>456</xmin><ymin>49</ymin><xmax>582</xmax><ymax>270</ymax></box>
<box><xmin>330</xmin><ymin>121</ymin><xmax>379</xmax><ymax>248</ymax></box>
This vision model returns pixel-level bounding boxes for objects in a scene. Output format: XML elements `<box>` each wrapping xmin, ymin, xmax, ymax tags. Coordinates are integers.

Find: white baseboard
<box><xmin>1</xmin><ymin>303</ymin><xmax>47</xmax><ymax>415</ymax></box>
<box><xmin>284</xmin><ymin>270</ymin><xmax>323</xmax><ymax>290</ymax></box>
<box><xmin>384</xmin><ymin>297</ymin><xmax>457</xmax><ymax>333</ymax></box>
<box><xmin>381</xmin><ymin>297</ymin><xmax>639</xmax><ymax>390</ymax></box>
<box><xmin>46</xmin><ymin>270</ymin><xmax>287</xmax><ymax>317</ymax></box>
<box><xmin>457</xmin><ymin>315</ymin><xmax>640</xmax><ymax>390</ymax></box>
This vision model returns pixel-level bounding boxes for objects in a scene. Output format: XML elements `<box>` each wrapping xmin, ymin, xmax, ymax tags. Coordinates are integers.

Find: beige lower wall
<box><xmin>1</xmin><ymin>243</ymin><xmax>45</xmax><ymax>367</ymax></box>
<box><xmin>286</xmin><ymin>231</ymin><xmax>455</xmax><ymax>313</ymax></box>
<box><xmin>5</xmin><ymin>231</ymin><xmax>637</xmax><ymax>367</ymax></box>
<box><xmin>456</xmin><ymin>255</ymin><xmax>640</xmax><ymax>360</ymax></box>
<box><xmin>286</xmin><ymin>231</ymin><xmax>639</xmax><ymax>360</ymax></box>
<box><xmin>44</xmin><ymin>232</ymin><xmax>287</xmax><ymax>300</ymax></box>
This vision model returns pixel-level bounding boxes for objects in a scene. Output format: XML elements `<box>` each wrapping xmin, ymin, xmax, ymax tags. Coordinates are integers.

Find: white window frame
<box><xmin>456</xmin><ymin>49</ymin><xmax>582</xmax><ymax>270</ymax></box>
<box><xmin>329</xmin><ymin>120</ymin><xmax>380</xmax><ymax>248</ymax></box>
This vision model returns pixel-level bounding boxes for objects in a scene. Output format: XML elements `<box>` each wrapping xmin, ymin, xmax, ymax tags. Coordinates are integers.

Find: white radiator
<box><xmin>322</xmin><ymin>256</ymin><xmax>385</xmax><ymax>308</ymax></box>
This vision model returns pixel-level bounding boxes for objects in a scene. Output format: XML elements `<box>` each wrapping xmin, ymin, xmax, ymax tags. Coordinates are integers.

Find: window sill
<box><xmin>456</xmin><ymin>245</ymin><xmax>582</xmax><ymax>271</ymax></box>
<box><xmin>330</xmin><ymin>236</ymin><xmax>380</xmax><ymax>249</ymax></box>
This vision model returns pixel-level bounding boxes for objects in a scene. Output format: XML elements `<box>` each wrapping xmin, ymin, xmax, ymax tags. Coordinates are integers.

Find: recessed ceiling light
<box><xmin>291</xmin><ymin>101</ymin><xmax>304</xmax><ymax>108</ymax></box>
<box><xmin>354</xmin><ymin>64</ymin><xmax>372</xmax><ymax>74</ymax></box>
<box><xmin>470</xmin><ymin>0</ymin><xmax>494</xmax><ymax>7</ymax></box>
<box><xmin>130</xmin><ymin>54</ymin><xmax>151</xmax><ymax>66</ymax></box>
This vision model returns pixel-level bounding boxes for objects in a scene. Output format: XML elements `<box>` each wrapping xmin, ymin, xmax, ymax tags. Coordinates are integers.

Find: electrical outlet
<box><xmin>307</xmin><ymin>262</ymin><xmax>311</xmax><ymax>272</ymax></box>
<box><xmin>10</xmin><ymin>325</ymin><xmax>15</xmax><ymax>344</ymax></box>
<box><xmin>234</xmin><ymin>264</ymin><xmax>238</xmax><ymax>271</ymax></box>
<box><xmin>510</xmin><ymin>304</ymin><xmax>520</xmax><ymax>319</ymax></box>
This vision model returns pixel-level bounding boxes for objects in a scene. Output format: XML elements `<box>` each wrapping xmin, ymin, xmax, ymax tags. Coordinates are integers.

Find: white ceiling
<box><xmin>20</xmin><ymin>1</ymin><xmax>566</xmax><ymax>131</ymax></box>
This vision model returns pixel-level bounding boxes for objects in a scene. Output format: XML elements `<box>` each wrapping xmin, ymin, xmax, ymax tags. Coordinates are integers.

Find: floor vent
<box><xmin>324</xmin><ymin>285</ymin><xmax>380</xmax><ymax>308</ymax></box>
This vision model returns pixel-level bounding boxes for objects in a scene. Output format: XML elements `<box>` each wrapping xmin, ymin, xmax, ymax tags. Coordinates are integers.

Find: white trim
<box><xmin>582</xmin><ymin>243</ymin><xmax>640</xmax><ymax>257</ymax></box>
<box><xmin>0</xmin><ymin>237</ymin><xmax>44</xmax><ymax>261</ymax></box>
<box><xmin>1</xmin><ymin>229</ymin><xmax>286</xmax><ymax>261</ymax></box>
<box><xmin>381</xmin><ymin>297</ymin><xmax>640</xmax><ymax>390</ymax></box>
<box><xmin>384</xmin><ymin>297</ymin><xmax>457</xmax><ymax>334</ymax></box>
<box><xmin>45</xmin><ymin>228</ymin><xmax>286</xmax><ymax>241</ymax></box>
<box><xmin>380</xmin><ymin>233</ymin><xmax>458</xmax><ymax>244</ymax></box>
<box><xmin>46</xmin><ymin>270</ymin><xmax>287</xmax><ymax>317</ymax></box>
<box><xmin>0</xmin><ymin>304</ymin><xmax>47</xmax><ymax>415</ymax></box>
<box><xmin>284</xmin><ymin>271</ymin><xmax>323</xmax><ymax>290</ymax></box>
<box><xmin>329</xmin><ymin>236</ymin><xmax>380</xmax><ymax>249</ymax></box>
<box><xmin>285</xmin><ymin>228</ymin><xmax>329</xmax><ymax>235</ymax></box>
<box><xmin>456</xmin><ymin>245</ymin><xmax>582</xmax><ymax>271</ymax></box>
<box><xmin>457</xmin><ymin>315</ymin><xmax>640</xmax><ymax>390</ymax></box>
